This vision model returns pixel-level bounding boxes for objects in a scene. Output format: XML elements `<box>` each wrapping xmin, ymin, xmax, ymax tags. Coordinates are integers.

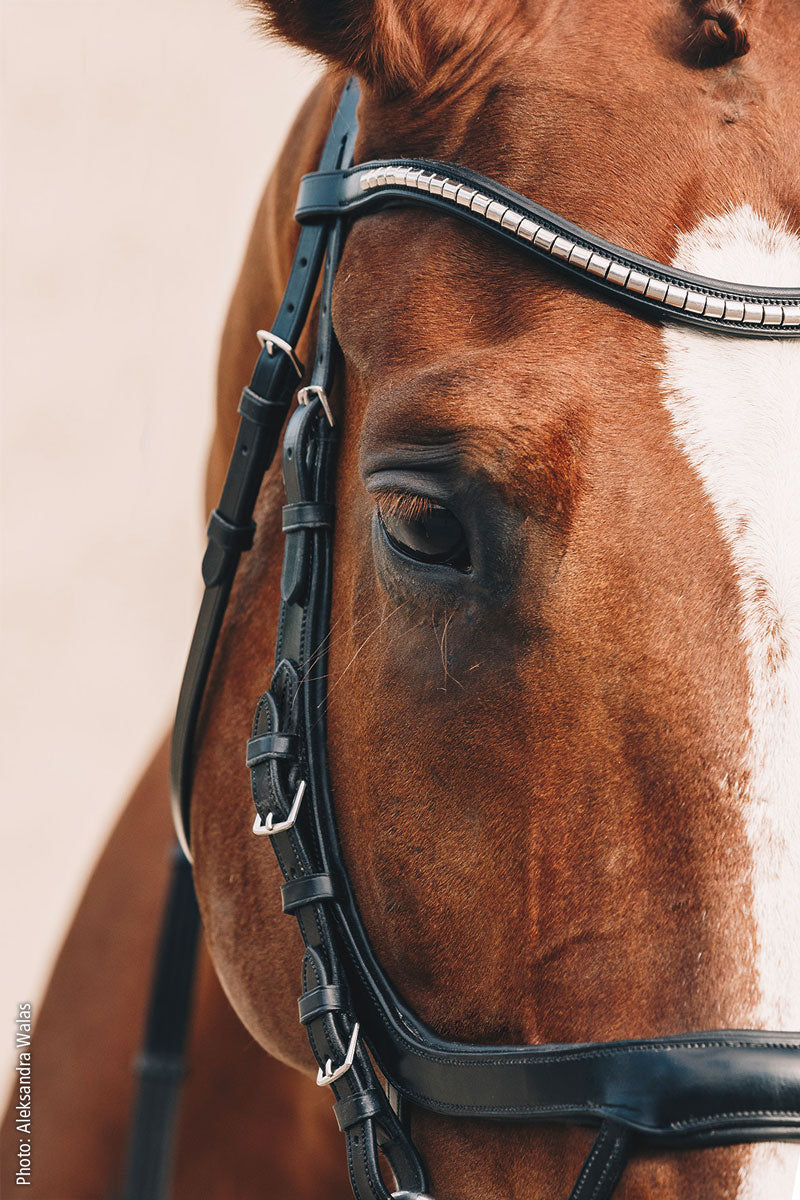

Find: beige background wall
<box><xmin>1</xmin><ymin>0</ymin><xmax>318</xmax><ymax>1082</ymax></box>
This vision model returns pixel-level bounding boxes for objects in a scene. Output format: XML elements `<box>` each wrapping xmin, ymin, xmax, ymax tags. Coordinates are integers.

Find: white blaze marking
<box><xmin>658</xmin><ymin>205</ymin><xmax>800</xmax><ymax>1199</ymax></box>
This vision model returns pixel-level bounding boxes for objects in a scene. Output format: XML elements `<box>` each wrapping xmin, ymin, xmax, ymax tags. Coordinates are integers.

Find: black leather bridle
<box><xmin>122</xmin><ymin>77</ymin><xmax>800</xmax><ymax>1200</ymax></box>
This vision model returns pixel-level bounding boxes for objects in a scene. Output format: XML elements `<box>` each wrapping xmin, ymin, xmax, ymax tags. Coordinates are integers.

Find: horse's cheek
<box><xmin>191</xmin><ymin>716</ymin><xmax>315</xmax><ymax>1073</ymax></box>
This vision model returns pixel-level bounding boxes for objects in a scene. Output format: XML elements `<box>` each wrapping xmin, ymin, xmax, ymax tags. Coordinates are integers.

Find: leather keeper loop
<box><xmin>238</xmin><ymin>385</ymin><xmax>287</xmax><ymax>429</ymax></box>
<box><xmin>298</xmin><ymin>984</ymin><xmax>344</xmax><ymax>1025</ymax></box>
<box><xmin>245</xmin><ymin>732</ymin><xmax>298</xmax><ymax>767</ymax></box>
<box><xmin>282</xmin><ymin>502</ymin><xmax>334</xmax><ymax>533</ymax></box>
<box><xmin>334</xmin><ymin>1089</ymin><xmax>385</xmax><ymax>1133</ymax></box>
<box><xmin>206</xmin><ymin>509</ymin><xmax>256</xmax><ymax>553</ymax></box>
<box><xmin>281</xmin><ymin>874</ymin><xmax>336</xmax><ymax>914</ymax></box>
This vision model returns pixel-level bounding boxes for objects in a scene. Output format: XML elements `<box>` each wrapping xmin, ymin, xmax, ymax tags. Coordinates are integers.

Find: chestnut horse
<box><xmin>3</xmin><ymin>0</ymin><xmax>799</xmax><ymax>1197</ymax></box>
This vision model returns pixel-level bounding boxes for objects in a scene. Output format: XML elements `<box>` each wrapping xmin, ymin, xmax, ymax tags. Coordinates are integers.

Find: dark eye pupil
<box><xmin>380</xmin><ymin>500</ymin><xmax>470</xmax><ymax>570</ymax></box>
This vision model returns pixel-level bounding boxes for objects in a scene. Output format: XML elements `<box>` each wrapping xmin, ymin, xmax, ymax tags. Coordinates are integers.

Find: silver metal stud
<box><xmin>485</xmin><ymin>201</ymin><xmax>508</xmax><ymax>224</ymax></box>
<box><xmin>517</xmin><ymin>218</ymin><xmax>538</xmax><ymax>242</ymax></box>
<box><xmin>428</xmin><ymin>175</ymin><xmax>447</xmax><ymax>196</ymax></box>
<box><xmin>442</xmin><ymin>180</ymin><xmax>460</xmax><ymax>201</ymax></box>
<box><xmin>645</xmin><ymin>278</ymin><xmax>668</xmax><ymax>303</ymax></box>
<box><xmin>782</xmin><ymin>306</ymin><xmax>800</xmax><ymax>326</ymax></box>
<box><xmin>742</xmin><ymin>302</ymin><xmax>764</xmax><ymax>323</ymax></box>
<box><xmin>551</xmin><ymin>236</ymin><xmax>574</xmax><ymax>260</ymax></box>
<box><xmin>455</xmin><ymin>186</ymin><xmax>476</xmax><ymax>207</ymax></box>
<box><xmin>533</xmin><ymin>227</ymin><xmax>557</xmax><ymax>251</ymax></box>
<box><xmin>587</xmin><ymin>254</ymin><xmax>611</xmax><ymax>279</ymax></box>
<box><xmin>626</xmin><ymin>271</ymin><xmax>649</xmax><ymax>295</ymax></box>
<box><xmin>568</xmin><ymin>245</ymin><xmax>592</xmax><ymax>269</ymax></box>
<box><xmin>684</xmin><ymin>291</ymin><xmax>707</xmax><ymax>315</ymax></box>
<box><xmin>664</xmin><ymin>285</ymin><xmax>688</xmax><ymax>309</ymax></box>
<box><xmin>501</xmin><ymin>209</ymin><xmax>524</xmax><ymax>234</ymax></box>
<box><xmin>470</xmin><ymin>193</ymin><xmax>491</xmax><ymax>216</ymax></box>
<box><xmin>416</xmin><ymin>172</ymin><xmax>433</xmax><ymax>193</ymax></box>
<box><xmin>606</xmin><ymin>261</ymin><xmax>630</xmax><ymax>287</ymax></box>
<box><xmin>724</xmin><ymin>299</ymin><xmax>745</xmax><ymax>322</ymax></box>
<box><xmin>763</xmin><ymin>303</ymin><xmax>783</xmax><ymax>326</ymax></box>
<box><xmin>704</xmin><ymin>296</ymin><xmax>726</xmax><ymax>319</ymax></box>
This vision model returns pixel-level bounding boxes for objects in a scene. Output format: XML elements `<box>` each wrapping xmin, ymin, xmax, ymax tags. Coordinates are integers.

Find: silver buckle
<box><xmin>252</xmin><ymin>780</ymin><xmax>306</xmax><ymax>837</ymax></box>
<box><xmin>297</xmin><ymin>383</ymin><xmax>335</xmax><ymax>427</ymax></box>
<box><xmin>256</xmin><ymin>329</ymin><xmax>304</xmax><ymax>378</ymax></box>
<box><xmin>315</xmin><ymin>1022</ymin><xmax>360</xmax><ymax>1087</ymax></box>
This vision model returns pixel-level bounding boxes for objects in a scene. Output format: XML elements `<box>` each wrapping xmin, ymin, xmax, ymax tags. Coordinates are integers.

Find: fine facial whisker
<box><xmin>295</xmin><ymin>605</ymin><xmax>374</xmax><ymax>698</ymax></box>
<box><xmin>317</xmin><ymin>598</ymin><xmax>411</xmax><ymax>709</ymax></box>
<box><xmin>437</xmin><ymin>611</ymin><xmax>461</xmax><ymax>690</ymax></box>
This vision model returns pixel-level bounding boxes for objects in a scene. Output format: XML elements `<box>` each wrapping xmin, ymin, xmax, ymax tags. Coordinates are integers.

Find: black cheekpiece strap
<box><xmin>169</xmin><ymin>75</ymin><xmax>363</xmax><ymax>862</ymax></box>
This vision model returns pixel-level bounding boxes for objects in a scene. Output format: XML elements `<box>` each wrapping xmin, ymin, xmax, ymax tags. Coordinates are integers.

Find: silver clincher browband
<box><xmin>296</xmin><ymin>160</ymin><xmax>800</xmax><ymax>336</ymax></box>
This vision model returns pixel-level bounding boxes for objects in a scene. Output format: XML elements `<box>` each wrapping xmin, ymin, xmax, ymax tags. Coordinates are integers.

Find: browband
<box><xmin>296</xmin><ymin>160</ymin><xmax>800</xmax><ymax>336</ymax></box>
<box><xmin>138</xmin><ymin>75</ymin><xmax>800</xmax><ymax>1200</ymax></box>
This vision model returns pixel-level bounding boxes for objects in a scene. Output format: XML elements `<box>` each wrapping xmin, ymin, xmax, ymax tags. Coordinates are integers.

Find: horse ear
<box><xmin>249</xmin><ymin>0</ymin><xmax>519</xmax><ymax>97</ymax></box>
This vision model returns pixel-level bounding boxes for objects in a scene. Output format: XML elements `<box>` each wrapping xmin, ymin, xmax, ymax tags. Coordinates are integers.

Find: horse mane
<box><xmin>686</xmin><ymin>0</ymin><xmax>751</xmax><ymax>65</ymax></box>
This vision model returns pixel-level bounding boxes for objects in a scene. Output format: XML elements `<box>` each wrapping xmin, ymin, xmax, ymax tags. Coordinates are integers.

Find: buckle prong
<box><xmin>316</xmin><ymin>1022</ymin><xmax>360</xmax><ymax>1087</ymax></box>
<box><xmin>252</xmin><ymin>780</ymin><xmax>306</xmax><ymax>837</ymax></box>
<box><xmin>256</xmin><ymin>329</ymin><xmax>304</xmax><ymax>378</ymax></box>
<box><xmin>298</xmin><ymin>384</ymin><xmax>335</xmax><ymax>427</ymax></box>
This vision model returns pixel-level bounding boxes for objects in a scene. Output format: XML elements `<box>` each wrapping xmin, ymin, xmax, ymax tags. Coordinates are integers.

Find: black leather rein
<box><xmin>123</xmin><ymin>77</ymin><xmax>800</xmax><ymax>1200</ymax></box>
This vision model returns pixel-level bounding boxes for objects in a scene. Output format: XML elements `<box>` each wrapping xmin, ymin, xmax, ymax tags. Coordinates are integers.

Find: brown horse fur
<box><xmin>5</xmin><ymin>0</ymin><xmax>799</xmax><ymax>1197</ymax></box>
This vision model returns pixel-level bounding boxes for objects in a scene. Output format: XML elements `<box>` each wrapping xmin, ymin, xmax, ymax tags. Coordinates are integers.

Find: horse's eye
<box><xmin>377</xmin><ymin>494</ymin><xmax>471</xmax><ymax>571</ymax></box>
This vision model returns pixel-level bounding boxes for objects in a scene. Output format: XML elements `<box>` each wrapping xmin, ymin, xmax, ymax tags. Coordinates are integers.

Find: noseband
<box><xmin>124</xmin><ymin>77</ymin><xmax>800</xmax><ymax>1200</ymax></box>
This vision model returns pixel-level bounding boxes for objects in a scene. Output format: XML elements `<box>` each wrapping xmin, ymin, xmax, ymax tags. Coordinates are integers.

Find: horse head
<box><xmin>190</xmin><ymin>1</ymin><xmax>800</xmax><ymax>1195</ymax></box>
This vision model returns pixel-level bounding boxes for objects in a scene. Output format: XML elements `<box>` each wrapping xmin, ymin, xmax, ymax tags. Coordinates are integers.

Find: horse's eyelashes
<box><xmin>375</xmin><ymin>489</ymin><xmax>436</xmax><ymax>523</ymax></box>
<box><xmin>375</xmin><ymin>492</ymin><xmax>471</xmax><ymax>571</ymax></box>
